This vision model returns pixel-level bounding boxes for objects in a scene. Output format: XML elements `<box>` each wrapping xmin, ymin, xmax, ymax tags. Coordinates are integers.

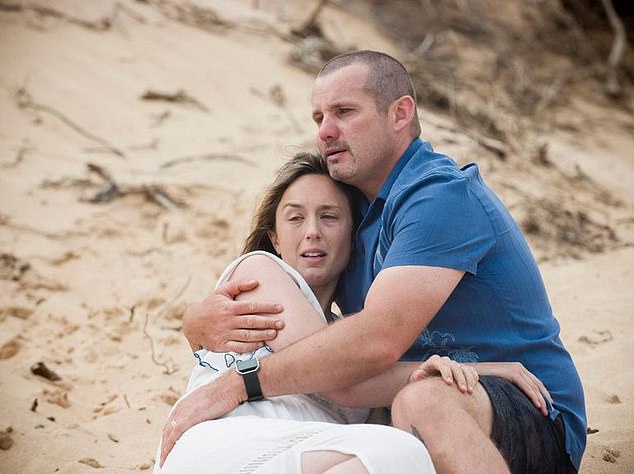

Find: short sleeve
<box><xmin>379</xmin><ymin>174</ymin><xmax>495</xmax><ymax>275</ymax></box>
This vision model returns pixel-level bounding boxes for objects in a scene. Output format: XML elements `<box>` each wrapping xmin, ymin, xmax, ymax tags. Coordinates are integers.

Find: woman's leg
<box><xmin>301</xmin><ymin>450</ymin><xmax>367</xmax><ymax>474</ymax></box>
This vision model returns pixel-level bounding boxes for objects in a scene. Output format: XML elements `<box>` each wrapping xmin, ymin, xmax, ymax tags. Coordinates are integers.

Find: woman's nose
<box><xmin>305</xmin><ymin>221</ymin><xmax>321</xmax><ymax>240</ymax></box>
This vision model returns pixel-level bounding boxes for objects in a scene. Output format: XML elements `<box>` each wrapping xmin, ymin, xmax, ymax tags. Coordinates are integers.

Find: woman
<box><xmin>157</xmin><ymin>152</ymin><xmax>549</xmax><ymax>473</ymax></box>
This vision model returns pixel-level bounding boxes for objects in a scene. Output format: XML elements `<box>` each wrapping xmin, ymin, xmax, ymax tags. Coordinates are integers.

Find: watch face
<box><xmin>236</xmin><ymin>358</ymin><xmax>259</xmax><ymax>374</ymax></box>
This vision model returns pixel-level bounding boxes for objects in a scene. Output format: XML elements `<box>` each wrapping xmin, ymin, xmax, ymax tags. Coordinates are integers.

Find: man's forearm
<box><xmin>258</xmin><ymin>311</ymin><xmax>401</xmax><ymax>397</ymax></box>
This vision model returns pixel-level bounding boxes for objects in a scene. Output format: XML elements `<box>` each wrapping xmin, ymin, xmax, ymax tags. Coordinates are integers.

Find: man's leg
<box><xmin>391</xmin><ymin>376</ymin><xmax>509</xmax><ymax>474</ymax></box>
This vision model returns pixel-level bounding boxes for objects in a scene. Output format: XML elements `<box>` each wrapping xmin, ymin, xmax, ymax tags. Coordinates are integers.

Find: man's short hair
<box><xmin>318</xmin><ymin>50</ymin><xmax>421</xmax><ymax>136</ymax></box>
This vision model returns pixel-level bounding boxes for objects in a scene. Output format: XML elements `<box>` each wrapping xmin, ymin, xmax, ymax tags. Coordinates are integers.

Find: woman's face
<box><xmin>269</xmin><ymin>174</ymin><xmax>353</xmax><ymax>294</ymax></box>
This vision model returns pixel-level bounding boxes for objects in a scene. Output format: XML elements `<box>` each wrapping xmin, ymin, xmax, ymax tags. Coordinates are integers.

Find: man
<box><xmin>168</xmin><ymin>51</ymin><xmax>586</xmax><ymax>473</ymax></box>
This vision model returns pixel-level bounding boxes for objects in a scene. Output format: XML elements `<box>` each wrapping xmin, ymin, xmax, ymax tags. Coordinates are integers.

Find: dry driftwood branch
<box><xmin>414</xmin><ymin>33</ymin><xmax>435</xmax><ymax>58</ymax></box>
<box><xmin>143</xmin><ymin>312</ymin><xmax>178</xmax><ymax>375</ymax></box>
<box><xmin>160</xmin><ymin>153</ymin><xmax>256</xmax><ymax>169</ymax></box>
<box><xmin>600</xmin><ymin>0</ymin><xmax>627</xmax><ymax>97</ymax></box>
<box><xmin>84</xmin><ymin>163</ymin><xmax>184</xmax><ymax>210</ymax></box>
<box><xmin>269</xmin><ymin>84</ymin><xmax>303</xmax><ymax>133</ymax></box>
<box><xmin>140</xmin><ymin>89</ymin><xmax>210</xmax><ymax>113</ymax></box>
<box><xmin>292</xmin><ymin>0</ymin><xmax>328</xmax><ymax>38</ymax></box>
<box><xmin>29</xmin><ymin>4</ymin><xmax>111</xmax><ymax>31</ymax></box>
<box><xmin>2</xmin><ymin>140</ymin><xmax>31</xmax><ymax>168</ymax></box>
<box><xmin>0</xmin><ymin>1</ymin><xmax>148</xmax><ymax>32</ymax></box>
<box><xmin>16</xmin><ymin>88</ymin><xmax>125</xmax><ymax>158</ymax></box>
<box><xmin>147</xmin><ymin>0</ymin><xmax>229</xmax><ymax>34</ymax></box>
<box><xmin>142</xmin><ymin>275</ymin><xmax>191</xmax><ymax>375</ymax></box>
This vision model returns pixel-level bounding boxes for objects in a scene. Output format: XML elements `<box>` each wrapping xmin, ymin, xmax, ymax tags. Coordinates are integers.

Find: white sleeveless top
<box><xmin>186</xmin><ymin>251</ymin><xmax>369</xmax><ymax>425</ymax></box>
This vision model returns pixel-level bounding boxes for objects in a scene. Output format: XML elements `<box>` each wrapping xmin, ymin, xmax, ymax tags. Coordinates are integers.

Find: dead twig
<box><xmin>146</xmin><ymin>0</ymin><xmax>229</xmax><ymax>34</ymax></box>
<box><xmin>140</xmin><ymin>89</ymin><xmax>210</xmax><ymax>113</ymax></box>
<box><xmin>16</xmin><ymin>88</ymin><xmax>125</xmax><ymax>158</ymax></box>
<box><xmin>144</xmin><ymin>186</ymin><xmax>178</xmax><ymax>211</ymax></box>
<box><xmin>30</xmin><ymin>5</ymin><xmax>111</xmax><ymax>31</ymax></box>
<box><xmin>151</xmin><ymin>110</ymin><xmax>171</xmax><ymax>127</ymax></box>
<box><xmin>269</xmin><ymin>84</ymin><xmax>303</xmax><ymax>133</ymax></box>
<box><xmin>160</xmin><ymin>153</ymin><xmax>256</xmax><ymax>169</ymax></box>
<box><xmin>84</xmin><ymin>162</ymin><xmax>184</xmax><ymax>210</ymax></box>
<box><xmin>142</xmin><ymin>275</ymin><xmax>191</xmax><ymax>375</ymax></box>
<box><xmin>143</xmin><ymin>312</ymin><xmax>177</xmax><ymax>375</ymax></box>
<box><xmin>600</xmin><ymin>0</ymin><xmax>627</xmax><ymax>97</ymax></box>
<box><xmin>2</xmin><ymin>140</ymin><xmax>31</xmax><ymax>168</ymax></box>
<box><xmin>292</xmin><ymin>0</ymin><xmax>328</xmax><ymax>38</ymax></box>
<box><xmin>86</xmin><ymin>163</ymin><xmax>120</xmax><ymax>203</ymax></box>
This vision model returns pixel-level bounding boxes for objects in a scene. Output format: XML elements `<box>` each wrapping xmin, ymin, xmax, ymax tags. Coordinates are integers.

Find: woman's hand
<box><xmin>465</xmin><ymin>362</ymin><xmax>553</xmax><ymax>416</ymax></box>
<box><xmin>409</xmin><ymin>355</ymin><xmax>480</xmax><ymax>394</ymax></box>
<box><xmin>160</xmin><ymin>372</ymin><xmax>244</xmax><ymax>467</ymax></box>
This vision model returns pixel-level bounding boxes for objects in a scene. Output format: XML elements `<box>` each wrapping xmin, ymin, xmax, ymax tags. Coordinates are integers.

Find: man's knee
<box><xmin>392</xmin><ymin>377</ymin><xmax>494</xmax><ymax>435</ymax></box>
<box><xmin>391</xmin><ymin>378</ymin><xmax>450</xmax><ymax>429</ymax></box>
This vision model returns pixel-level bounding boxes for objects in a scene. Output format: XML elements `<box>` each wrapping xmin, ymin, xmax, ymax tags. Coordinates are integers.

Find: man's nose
<box><xmin>318</xmin><ymin>115</ymin><xmax>339</xmax><ymax>143</ymax></box>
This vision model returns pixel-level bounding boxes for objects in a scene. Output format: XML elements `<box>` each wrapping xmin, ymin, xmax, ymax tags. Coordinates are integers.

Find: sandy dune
<box><xmin>0</xmin><ymin>1</ymin><xmax>632</xmax><ymax>472</ymax></box>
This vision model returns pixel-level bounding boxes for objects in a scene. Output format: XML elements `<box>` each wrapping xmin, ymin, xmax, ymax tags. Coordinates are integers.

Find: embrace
<box><xmin>154</xmin><ymin>51</ymin><xmax>586</xmax><ymax>473</ymax></box>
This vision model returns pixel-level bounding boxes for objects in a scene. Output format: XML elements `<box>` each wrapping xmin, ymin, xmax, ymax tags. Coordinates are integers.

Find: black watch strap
<box><xmin>236</xmin><ymin>358</ymin><xmax>263</xmax><ymax>403</ymax></box>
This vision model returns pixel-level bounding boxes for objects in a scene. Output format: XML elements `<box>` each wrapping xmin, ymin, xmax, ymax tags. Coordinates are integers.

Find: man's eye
<box><xmin>313</xmin><ymin>115</ymin><xmax>323</xmax><ymax>125</ymax></box>
<box><xmin>338</xmin><ymin>108</ymin><xmax>352</xmax><ymax>116</ymax></box>
<box><xmin>322</xmin><ymin>214</ymin><xmax>338</xmax><ymax>220</ymax></box>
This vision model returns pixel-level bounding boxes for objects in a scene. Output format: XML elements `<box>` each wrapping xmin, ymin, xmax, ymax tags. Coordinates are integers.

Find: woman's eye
<box><xmin>288</xmin><ymin>215</ymin><xmax>303</xmax><ymax>222</ymax></box>
<box><xmin>322</xmin><ymin>214</ymin><xmax>338</xmax><ymax>221</ymax></box>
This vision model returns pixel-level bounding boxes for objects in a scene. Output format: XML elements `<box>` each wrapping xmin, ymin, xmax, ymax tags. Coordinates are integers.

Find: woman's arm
<box><xmin>324</xmin><ymin>357</ymin><xmax>551</xmax><ymax>415</ymax></box>
<box><xmin>324</xmin><ymin>355</ymin><xmax>480</xmax><ymax>408</ymax></box>
<box><xmin>228</xmin><ymin>254</ymin><xmax>328</xmax><ymax>351</ymax></box>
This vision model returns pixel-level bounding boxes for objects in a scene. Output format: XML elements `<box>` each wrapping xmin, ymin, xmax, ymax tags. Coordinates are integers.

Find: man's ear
<box><xmin>268</xmin><ymin>230</ymin><xmax>281</xmax><ymax>255</ymax></box>
<box><xmin>391</xmin><ymin>95</ymin><xmax>416</xmax><ymax>133</ymax></box>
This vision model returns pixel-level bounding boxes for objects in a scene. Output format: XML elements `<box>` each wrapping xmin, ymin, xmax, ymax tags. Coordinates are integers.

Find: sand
<box><xmin>0</xmin><ymin>1</ymin><xmax>632</xmax><ymax>472</ymax></box>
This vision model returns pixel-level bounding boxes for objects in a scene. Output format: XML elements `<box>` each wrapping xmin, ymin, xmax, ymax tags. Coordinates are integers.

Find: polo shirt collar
<box><xmin>375</xmin><ymin>138</ymin><xmax>426</xmax><ymax>202</ymax></box>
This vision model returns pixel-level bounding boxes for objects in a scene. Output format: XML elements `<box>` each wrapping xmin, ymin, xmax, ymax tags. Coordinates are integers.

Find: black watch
<box><xmin>235</xmin><ymin>358</ymin><xmax>263</xmax><ymax>403</ymax></box>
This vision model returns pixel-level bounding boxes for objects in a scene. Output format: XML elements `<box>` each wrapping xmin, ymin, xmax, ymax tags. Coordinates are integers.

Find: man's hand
<box><xmin>160</xmin><ymin>371</ymin><xmax>245</xmax><ymax>467</ymax></box>
<box><xmin>183</xmin><ymin>278</ymin><xmax>284</xmax><ymax>353</ymax></box>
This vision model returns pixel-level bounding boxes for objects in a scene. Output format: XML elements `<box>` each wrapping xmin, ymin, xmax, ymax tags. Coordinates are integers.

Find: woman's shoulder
<box><xmin>216</xmin><ymin>251</ymin><xmax>296</xmax><ymax>287</ymax></box>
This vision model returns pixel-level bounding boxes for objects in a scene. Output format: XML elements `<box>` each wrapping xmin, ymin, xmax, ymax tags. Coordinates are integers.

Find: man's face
<box><xmin>311</xmin><ymin>63</ymin><xmax>396</xmax><ymax>200</ymax></box>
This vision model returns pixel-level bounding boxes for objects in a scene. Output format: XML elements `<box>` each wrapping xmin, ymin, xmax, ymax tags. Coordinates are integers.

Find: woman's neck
<box><xmin>311</xmin><ymin>282</ymin><xmax>337</xmax><ymax>316</ymax></box>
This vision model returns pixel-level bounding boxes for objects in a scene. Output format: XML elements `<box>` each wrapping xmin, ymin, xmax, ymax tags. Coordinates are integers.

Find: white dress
<box><xmin>156</xmin><ymin>251</ymin><xmax>435</xmax><ymax>473</ymax></box>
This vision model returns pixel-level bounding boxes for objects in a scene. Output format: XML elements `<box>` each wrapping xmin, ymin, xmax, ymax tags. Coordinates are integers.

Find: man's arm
<box><xmin>160</xmin><ymin>265</ymin><xmax>463</xmax><ymax>463</ymax></box>
<box><xmin>244</xmin><ymin>264</ymin><xmax>463</xmax><ymax>396</ymax></box>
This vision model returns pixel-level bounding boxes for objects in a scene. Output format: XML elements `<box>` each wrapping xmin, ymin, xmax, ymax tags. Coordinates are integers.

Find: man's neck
<box><xmin>361</xmin><ymin>136</ymin><xmax>416</xmax><ymax>202</ymax></box>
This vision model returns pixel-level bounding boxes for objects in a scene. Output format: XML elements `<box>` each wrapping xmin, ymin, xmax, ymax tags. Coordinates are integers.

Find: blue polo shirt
<box><xmin>337</xmin><ymin>138</ymin><xmax>586</xmax><ymax>470</ymax></box>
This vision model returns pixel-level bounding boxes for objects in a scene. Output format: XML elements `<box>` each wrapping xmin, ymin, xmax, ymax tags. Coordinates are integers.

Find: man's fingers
<box><xmin>234</xmin><ymin>300</ymin><xmax>283</xmax><ymax>317</ymax></box>
<box><xmin>235</xmin><ymin>314</ymin><xmax>284</xmax><ymax>330</ymax></box>
<box><xmin>225</xmin><ymin>341</ymin><xmax>266</xmax><ymax>353</ymax></box>
<box><xmin>231</xmin><ymin>328</ymin><xmax>278</xmax><ymax>343</ymax></box>
<box><xmin>215</xmin><ymin>278</ymin><xmax>259</xmax><ymax>298</ymax></box>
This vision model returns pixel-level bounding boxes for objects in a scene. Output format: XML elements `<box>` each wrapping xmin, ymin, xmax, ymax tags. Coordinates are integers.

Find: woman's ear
<box><xmin>268</xmin><ymin>230</ymin><xmax>281</xmax><ymax>255</ymax></box>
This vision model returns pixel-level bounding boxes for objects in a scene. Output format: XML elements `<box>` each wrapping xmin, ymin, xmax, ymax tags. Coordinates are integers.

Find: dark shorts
<box><xmin>479</xmin><ymin>376</ymin><xmax>576</xmax><ymax>474</ymax></box>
